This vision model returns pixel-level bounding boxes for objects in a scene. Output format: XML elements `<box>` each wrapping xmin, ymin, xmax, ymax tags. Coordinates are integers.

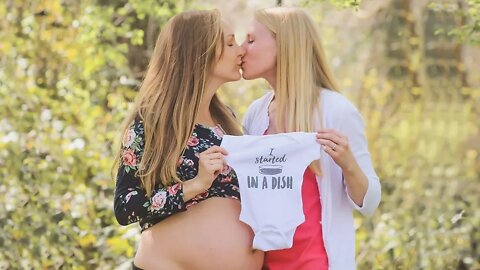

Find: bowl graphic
<box><xmin>259</xmin><ymin>165</ymin><xmax>283</xmax><ymax>175</ymax></box>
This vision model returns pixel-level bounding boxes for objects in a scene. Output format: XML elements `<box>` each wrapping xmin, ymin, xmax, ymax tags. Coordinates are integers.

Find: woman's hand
<box><xmin>316</xmin><ymin>128</ymin><xmax>368</xmax><ymax>206</ymax></box>
<box><xmin>316</xmin><ymin>129</ymin><xmax>356</xmax><ymax>173</ymax></box>
<box><xmin>183</xmin><ymin>146</ymin><xmax>228</xmax><ymax>201</ymax></box>
<box><xmin>195</xmin><ymin>146</ymin><xmax>228</xmax><ymax>189</ymax></box>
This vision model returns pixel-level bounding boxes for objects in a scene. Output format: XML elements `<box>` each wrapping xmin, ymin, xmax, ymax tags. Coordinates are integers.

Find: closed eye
<box><xmin>226</xmin><ymin>34</ymin><xmax>236</xmax><ymax>47</ymax></box>
<box><xmin>246</xmin><ymin>34</ymin><xmax>254</xmax><ymax>44</ymax></box>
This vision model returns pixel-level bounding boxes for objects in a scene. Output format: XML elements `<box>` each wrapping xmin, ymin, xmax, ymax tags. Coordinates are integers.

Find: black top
<box><xmin>114</xmin><ymin>119</ymin><xmax>240</xmax><ymax>231</ymax></box>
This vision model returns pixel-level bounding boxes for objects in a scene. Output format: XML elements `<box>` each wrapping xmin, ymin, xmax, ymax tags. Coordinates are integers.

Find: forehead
<box><xmin>248</xmin><ymin>20</ymin><xmax>270</xmax><ymax>36</ymax></box>
<box><xmin>222</xmin><ymin>21</ymin><xmax>234</xmax><ymax>36</ymax></box>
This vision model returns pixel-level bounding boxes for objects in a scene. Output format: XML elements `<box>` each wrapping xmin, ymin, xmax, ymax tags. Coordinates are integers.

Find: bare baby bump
<box><xmin>134</xmin><ymin>197</ymin><xmax>264</xmax><ymax>270</ymax></box>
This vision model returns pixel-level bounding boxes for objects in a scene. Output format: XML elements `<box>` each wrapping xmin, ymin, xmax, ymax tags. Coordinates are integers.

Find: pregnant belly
<box><xmin>134</xmin><ymin>197</ymin><xmax>264</xmax><ymax>270</ymax></box>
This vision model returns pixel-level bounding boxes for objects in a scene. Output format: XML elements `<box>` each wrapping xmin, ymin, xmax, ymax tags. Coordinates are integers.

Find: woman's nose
<box><xmin>239</xmin><ymin>45</ymin><xmax>246</xmax><ymax>57</ymax></box>
<box><xmin>240</xmin><ymin>40</ymin><xmax>248</xmax><ymax>50</ymax></box>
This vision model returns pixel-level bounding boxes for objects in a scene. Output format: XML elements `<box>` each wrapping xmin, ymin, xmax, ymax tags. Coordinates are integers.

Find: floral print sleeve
<box><xmin>114</xmin><ymin>119</ymin><xmax>187</xmax><ymax>228</ymax></box>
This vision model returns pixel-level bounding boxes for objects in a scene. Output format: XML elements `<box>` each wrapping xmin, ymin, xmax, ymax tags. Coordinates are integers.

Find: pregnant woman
<box><xmin>113</xmin><ymin>10</ymin><xmax>263</xmax><ymax>270</ymax></box>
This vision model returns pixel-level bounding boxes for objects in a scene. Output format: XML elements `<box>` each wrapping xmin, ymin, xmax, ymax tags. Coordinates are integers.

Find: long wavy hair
<box><xmin>255</xmin><ymin>7</ymin><xmax>339</xmax><ymax>175</ymax></box>
<box><xmin>115</xmin><ymin>10</ymin><xmax>242</xmax><ymax>196</ymax></box>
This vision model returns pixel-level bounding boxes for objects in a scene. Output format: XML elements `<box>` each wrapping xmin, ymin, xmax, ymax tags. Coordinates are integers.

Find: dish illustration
<box><xmin>259</xmin><ymin>165</ymin><xmax>283</xmax><ymax>175</ymax></box>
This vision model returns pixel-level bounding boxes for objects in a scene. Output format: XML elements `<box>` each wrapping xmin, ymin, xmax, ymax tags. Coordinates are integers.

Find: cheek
<box><xmin>215</xmin><ymin>51</ymin><xmax>241</xmax><ymax>76</ymax></box>
<box><xmin>220</xmin><ymin>53</ymin><xmax>234</xmax><ymax>67</ymax></box>
<box><xmin>225</xmin><ymin>50</ymin><xmax>238</xmax><ymax>65</ymax></box>
<box><xmin>263</xmin><ymin>49</ymin><xmax>276</xmax><ymax>66</ymax></box>
<box><xmin>248</xmin><ymin>44</ymin><xmax>275</xmax><ymax>69</ymax></box>
<box><xmin>245</xmin><ymin>46</ymin><xmax>260</xmax><ymax>65</ymax></box>
<box><xmin>246</xmin><ymin>45</ymin><xmax>259</xmax><ymax>58</ymax></box>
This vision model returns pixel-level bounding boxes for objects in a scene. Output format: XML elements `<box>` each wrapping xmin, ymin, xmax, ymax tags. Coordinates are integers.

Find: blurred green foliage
<box><xmin>430</xmin><ymin>0</ymin><xmax>480</xmax><ymax>45</ymax></box>
<box><xmin>0</xmin><ymin>0</ymin><xmax>186</xmax><ymax>269</ymax></box>
<box><xmin>0</xmin><ymin>0</ymin><xmax>478</xmax><ymax>269</ymax></box>
<box><xmin>302</xmin><ymin>0</ymin><xmax>362</xmax><ymax>8</ymax></box>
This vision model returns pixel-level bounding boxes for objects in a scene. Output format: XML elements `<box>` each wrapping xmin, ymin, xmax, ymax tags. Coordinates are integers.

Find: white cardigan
<box><xmin>242</xmin><ymin>90</ymin><xmax>381</xmax><ymax>270</ymax></box>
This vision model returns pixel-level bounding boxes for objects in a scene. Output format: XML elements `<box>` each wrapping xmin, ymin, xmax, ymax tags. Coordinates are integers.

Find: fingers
<box><xmin>200</xmin><ymin>146</ymin><xmax>228</xmax><ymax>165</ymax></box>
<box><xmin>322</xmin><ymin>143</ymin><xmax>337</xmax><ymax>156</ymax></box>
<box><xmin>317</xmin><ymin>129</ymin><xmax>346</xmax><ymax>138</ymax></box>
<box><xmin>202</xmin><ymin>145</ymin><xmax>228</xmax><ymax>155</ymax></box>
<box><xmin>317</xmin><ymin>138</ymin><xmax>338</xmax><ymax>150</ymax></box>
<box><xmin>316</xmin><ymin>131</ymin><xmax>344</xmax><ymax>143</ymax></box>
<box><xmin>207</xmin><ymin>160</ymin><xmax>224</xmax><ymax>171</ymax></box>
<box><xmin>316</xmin><ymin>129</ymin><xmax>355</xmax><ymax>170</ymax></box>
<box><xmin>316</xmin><ymin>129</ymin><xmax>348</xmax><ymax>151</ymax></box>
<box><xmin>316</xmin><ymin>135</ymin><xmax>343</xmax><ymax>150</ymax></box>
<box><xmin>200</xmin><ymin>155</ymin><xmax>224</xmax><ymax>166</ymax></box>
<box><xmin>204</xmin><ymin>160</ymin><xmax>224</xmax><ymax>179</ymax></box>
<box><xmin>202</xmin><ymin>152</ymin><xmax>224</xmax><ymax>160</ymax></box>
<box><xmin>199</xmin><ymin>146</ymin><xmax>228</xmax><ymax>177</ymax></box>
<box><xmin>200</xmin><ymin>152</ymin><xmax>226</xmax><ymax>169</ymax></box>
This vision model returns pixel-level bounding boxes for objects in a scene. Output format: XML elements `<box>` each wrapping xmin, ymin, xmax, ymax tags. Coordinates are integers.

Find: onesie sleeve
<box><xmin>220</xmin><ymin>135</ymin><xmax>236</xmax><ymax>164</ymax></box>
<box><xmin>113</xmin><ymin>119</ymin><xmax>187</xmax><ymax>226</ymax></box>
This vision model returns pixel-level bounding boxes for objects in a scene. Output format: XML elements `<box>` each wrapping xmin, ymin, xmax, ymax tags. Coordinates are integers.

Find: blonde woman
<box><xmin>114</xmin><ymin>10</ymin><xmax>263</xmax><ymax>270</ymax></box>
<box><xmin>241</xmin><ymin>7</ymin><xmax>381</xmax><ymax>270</ymax></box>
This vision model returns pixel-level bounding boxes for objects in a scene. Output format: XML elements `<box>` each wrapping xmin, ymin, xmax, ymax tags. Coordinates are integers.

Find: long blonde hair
<box><xmin>115</xmin><ymin>10</ymin><xmax>242</xmax><ymax>196</ymax></box>
<box><xmin>255</xmin><ymin>7</ymin><xmax>339</xmax><ymax>174</ymax></box>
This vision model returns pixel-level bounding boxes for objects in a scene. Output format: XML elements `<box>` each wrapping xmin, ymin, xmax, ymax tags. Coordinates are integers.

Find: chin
<box><xmin>226</xmin><ymin>73</ymin><xmax>242</xmax><ymax>82</ymax></box>
<box><xmin>241</xmin><ymin>72</ymin><xmax>256</xmax><ymax>80</ymax></box>
<box><xmin>241</xmin><ymin>67</ymin><xmax>259</xmax><ymax>80</ymax></box>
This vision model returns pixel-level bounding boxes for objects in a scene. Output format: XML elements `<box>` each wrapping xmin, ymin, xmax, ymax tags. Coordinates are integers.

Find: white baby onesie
<box><xmin>220</xmin><ymin>132</ymin><xmax>321</xmax><ymax>251</ymax></box>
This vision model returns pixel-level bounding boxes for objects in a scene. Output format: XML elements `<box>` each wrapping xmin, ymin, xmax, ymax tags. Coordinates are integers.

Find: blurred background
<box><xmin>0</xmin><ymin>0</ymin><xmax>479</xmax><ymax>269</ymax></box>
